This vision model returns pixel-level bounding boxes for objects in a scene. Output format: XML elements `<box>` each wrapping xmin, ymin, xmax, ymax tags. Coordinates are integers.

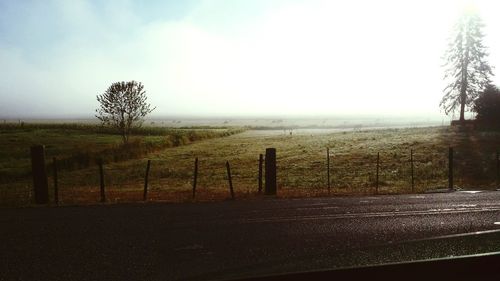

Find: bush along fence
<box><xmin>6</xmin><ymin>144</ymin><xmax>500</xmax><ymax>206</ymax></box>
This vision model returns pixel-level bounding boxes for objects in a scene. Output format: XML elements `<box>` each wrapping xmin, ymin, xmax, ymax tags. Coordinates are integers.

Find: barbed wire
<box><xmin>3</xmin><ymin>148</ymin><xmax>500</xmax><ymax>198</ymax></box>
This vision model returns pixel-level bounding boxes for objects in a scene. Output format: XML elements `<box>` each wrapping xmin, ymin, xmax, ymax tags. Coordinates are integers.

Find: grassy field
<box><xmin>1</xmin><ymin>124</ymin><xmax>500</xmax><ymax>207</ymax></box>
<box><xmin>0</xmin><ymin>124</ymin><xmax>243</xmax><ymax>205</ymax></box>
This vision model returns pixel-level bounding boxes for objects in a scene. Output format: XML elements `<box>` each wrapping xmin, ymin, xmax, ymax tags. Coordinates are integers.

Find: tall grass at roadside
<box><xmin>0</xmin><ymin>122</ymin><xmax>242</xmax><ymax>136</ymax></box>
<box><xmin>48</xmin><ymin>128</ymin><xmax>243</xmax><ymax>170</ymax></box>
<box><xmin>0</xmin><ymin>123</ymin><xmax>244</xmax><ymax>184</ymax></box>
<box><xmin>3</xmin><ymin>125</ymin><xmax>500</xmax><ymax>207</ymax></box>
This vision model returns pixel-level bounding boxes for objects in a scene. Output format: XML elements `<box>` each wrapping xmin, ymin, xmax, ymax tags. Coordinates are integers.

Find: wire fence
<box><xmin>1</xmin><ymin>146</ymin><xmax>499</xmax><ymax>206</ymax></box>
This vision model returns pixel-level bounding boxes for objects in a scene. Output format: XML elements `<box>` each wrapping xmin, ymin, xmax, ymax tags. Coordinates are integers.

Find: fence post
<box><xmin>98</xmin><ymin>159</ymin><xmax>106</xmax><ymax>203</ymax></box>
<box><xmin>30</xmin><ymin>145</ymin><xmax>49</xmax><ymax>204</ymax></box>
<box><xmin>53</xmin><ymin>157</ymin><xmax>59</xmax><ymax>205</ymax></box>
<box><xmin>258</xmin><ymin>154</ymin><xmax>263</xmax><ymax>194</ymax></box>
<box><xmin>376</xmin><ymin>152</ymin><xmax>380</xmax><ymax>194</ymax></box>
<box><xmin>143</xmin><ymin>160</ymin><xmax>151</xmax><ymax>201</ymax></box>
<box><xmin>448</xmin><ymin>147</ymin><xmax>454</xmax><ymax>191</ymax></box>
<box><xmin>496</xmin><ymin>151</ymin><xmax>499</xmax><ymax>188</ymax></box>
<box><xmin>411</xmin><ymin>149</ymin><xmax>414</xmax><ymax>193</ymax></box>
<box><xmin>327</xmin><ymin>148</ymin><xmax>331</xmax><ymax>193</ymax></box>
<box><xmin>226</xmin><ymin>161</ymin><xmax>235</xmax><ymax>199</ymax></box>
<box><xmin>265</xmin><ymin>148</ymin><xmax>277</xmax><ymax>195</ymax></box>
<box><xmin>192</xmin><ymin>157</ymin><xmax>198</xmax><ymax>199</ymax></box>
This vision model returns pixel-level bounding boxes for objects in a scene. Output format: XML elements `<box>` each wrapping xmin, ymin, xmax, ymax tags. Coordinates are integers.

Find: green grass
<box><xmin>0</xmin><ymin>123</ymin><xmax>243</xmax><ymax>191</ymax></box>
<box><xmin>2</xmin><ymin>124</ymin><xmax>500</xmax><ymax>207</ymax></box>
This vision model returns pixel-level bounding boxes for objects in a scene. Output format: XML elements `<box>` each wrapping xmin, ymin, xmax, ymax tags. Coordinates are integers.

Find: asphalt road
<box><xmin>2</xmin><ymin>191</ymin><xmax>500</xmax><ymax>280</ymax></box>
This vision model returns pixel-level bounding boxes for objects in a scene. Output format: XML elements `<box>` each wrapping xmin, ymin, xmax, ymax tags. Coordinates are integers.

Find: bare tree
<box><xmin>96</xmin><ymin>81</ymin><xmax>155</xmax><ymax>143</ymax></box>
<box><xmin>441</xmin><ymin>10</ymin><xmax>493</xmax><ymax>122</ymax></box>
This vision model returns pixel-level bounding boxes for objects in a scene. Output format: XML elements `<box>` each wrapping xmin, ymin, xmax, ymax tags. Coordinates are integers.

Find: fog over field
<box><xmin>1</xmin><ymin>115</ymin><xmax>445</xmax><ymax>131</ymax></box>
<box><xmin>1</xmin><ymin>0</ymin><xmax>499</xmax><ymax>119</ymax></box>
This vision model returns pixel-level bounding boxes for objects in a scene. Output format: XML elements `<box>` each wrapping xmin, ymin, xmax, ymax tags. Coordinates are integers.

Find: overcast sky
<box><xmin>0</xmin><ymin>0</ymin><xmax>499</xmax><ymax>119</ymax></box>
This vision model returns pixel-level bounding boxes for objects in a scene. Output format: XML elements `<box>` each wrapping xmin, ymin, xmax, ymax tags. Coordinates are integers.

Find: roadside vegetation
<box><xmin>2</xmin><ymin>124</ymin><xmax>500</xmax><ymax>207</ymax></box>
<box><xmin>0</xmin><ymin>123</ymin><xmax>243</xmax><ymax>203</ymax></box>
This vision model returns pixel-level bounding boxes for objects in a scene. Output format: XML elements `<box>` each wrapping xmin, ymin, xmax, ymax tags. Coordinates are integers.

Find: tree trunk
<box><xmin>459</xmin><ymin>70</ymin><xmax>467</xmax><ymax>123</ymax></box>
<box><xmin>459</xmin><ymin>95</ymin><xmax>466</xmax><ymax>122</ymax></box>
<box><xmin>459</xmin><ymin>46</ymin><xmax>470</xmax><ymax>123</ymax></box>
<box><xmin>121</xmin><ymin>130</ymin><xmax>128</xmax><ymax>144</ymax></box>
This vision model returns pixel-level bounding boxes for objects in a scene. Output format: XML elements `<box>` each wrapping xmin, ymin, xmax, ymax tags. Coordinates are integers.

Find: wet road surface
<box><xmin>2</xmin><ymin>191</ymin><xmax>500</xmax><ymax>280</ymax></box>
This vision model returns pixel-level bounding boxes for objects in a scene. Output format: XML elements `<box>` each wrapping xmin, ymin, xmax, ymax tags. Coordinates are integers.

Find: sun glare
<box><xmin>0</xmin><ymin>0</ymin><xmax>498</xmax><ymax>118</ymax></box>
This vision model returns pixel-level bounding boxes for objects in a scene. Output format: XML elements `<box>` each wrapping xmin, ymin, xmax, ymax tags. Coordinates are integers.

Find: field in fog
<box><xmin>2</xmin><ymin>121</ymin><xmax>499</xmax><ymax>207</ymax></box>
<box><xmin>4</xmin><ymin>115</ymin><xmax>444</xmax><ymax>129</ymax></box>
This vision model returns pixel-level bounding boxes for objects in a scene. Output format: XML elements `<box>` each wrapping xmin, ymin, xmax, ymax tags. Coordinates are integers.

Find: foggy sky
<box><xmin>0</xmin><ymin>0</ymin><xmax>499</xmax><ymax>119</ymax></box>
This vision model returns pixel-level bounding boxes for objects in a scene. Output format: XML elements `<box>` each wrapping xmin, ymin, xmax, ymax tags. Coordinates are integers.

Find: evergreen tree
<box><xmin>440</xmin><ymin>10</ymin><xmax>493</xmax><ymax>122</ymax></box>
<box><xmin>473</xmin><ymin>84</ymin><xmax>500</xmax><ymax>123</ymax></box>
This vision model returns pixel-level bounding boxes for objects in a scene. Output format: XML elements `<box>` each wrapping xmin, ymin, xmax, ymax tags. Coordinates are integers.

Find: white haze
<box><xmin>0</xmin><ymin>0</ymin><xmax>498</xmax><ymax>119</ymax></box>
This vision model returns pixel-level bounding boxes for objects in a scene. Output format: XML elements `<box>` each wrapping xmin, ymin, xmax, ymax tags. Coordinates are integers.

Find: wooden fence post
<box><xmin>226</xmin><ymin>161</ymin><xmax>235</xmax><ymax>199</ymax></box>
<box><xmin>30</xmin><ymin>145</ymin><xmax>49</xmax><ymax>204</ymax></box>
<box><xmin>143</xmin><ymin>160</ymin><xmax>151</xmax><ymax>201</ymax></box>
<box><xmin>448</xmin><ymin>147</ymin><xmax>454</xmax><ymax>191</ymax></box>
<box><xmin>192</xmin><ymin>157</ymin><xmax>198</xmax><ymax>199</ymax></box>
<box><xmin>53</xmin><ymin>157</ymin><xmax>59</xmax><ymax>205</ymax></box>
<box><xmin>258</xmin><ymin>154</ymin><xmax>263</xmax><ymax>194</ymax></box>
<box><xmin>327</xmin><ymin>148</ymin><xmax>331</xmax><ymax>193</ymax></box>
<box><xmin>376</xmin><ymin>152</ymin><xmax>380</xmax><ymax>194</ymax></box>
<box><xmin>265</xmin><ymin>148</ymin><xmax>277</xmax><ymax>195</ymax></box>
<box><xmin>98</xmin><ymin>159</ymin><xmax>106</xmax><ymax>203</ymax></box>
<box><xmin>411</xmin><ymin>149</ymin><xmax>414</xmax><ymax>193</ymax></box>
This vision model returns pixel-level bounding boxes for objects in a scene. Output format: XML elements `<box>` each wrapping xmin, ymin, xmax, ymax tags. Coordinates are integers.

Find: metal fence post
<box><xmin>411</xmin><ymin>149</ymin><xmax>414</xmax><ymax>193</ymax></box>
<box><xmin>192</xmin><ymin>157</ymin><xmax>198</xmax><ymax>199</ymax></box>
<box><xmin>327</xmin><ymin>148</ymin><xmax>331</xmax><ymax>193</ymax></box>
<box><xmin>496</xmin><ymin>151</ymin><xmax>499</xmax><ymax>188</ymax></box>
<box><xmin>226</xmin><ymin>161</ymin><xmax>235</xmax><ymax>199</ymax></box>
<box><xmin>449</xmin><ymin>147</ymin><xmax>454</xmax><ymax>191</ymax></box>
<box><xmin>376</xmin><ymin>152</ymin><xmax>380</xmax><ymax>194</ymax></box>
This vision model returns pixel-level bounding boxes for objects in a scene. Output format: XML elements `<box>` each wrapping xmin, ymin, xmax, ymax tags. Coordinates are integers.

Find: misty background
<box><xmin>0</xmin><ymin>0</ymin><xmax>499</xmax><ymax>120</ymax></box>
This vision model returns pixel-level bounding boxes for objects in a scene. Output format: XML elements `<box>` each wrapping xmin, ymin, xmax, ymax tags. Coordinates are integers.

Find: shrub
<box><xmin>474</xmin><ymin>85</ymin><xmax>500</xmax><ymax>127</ymax></box>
